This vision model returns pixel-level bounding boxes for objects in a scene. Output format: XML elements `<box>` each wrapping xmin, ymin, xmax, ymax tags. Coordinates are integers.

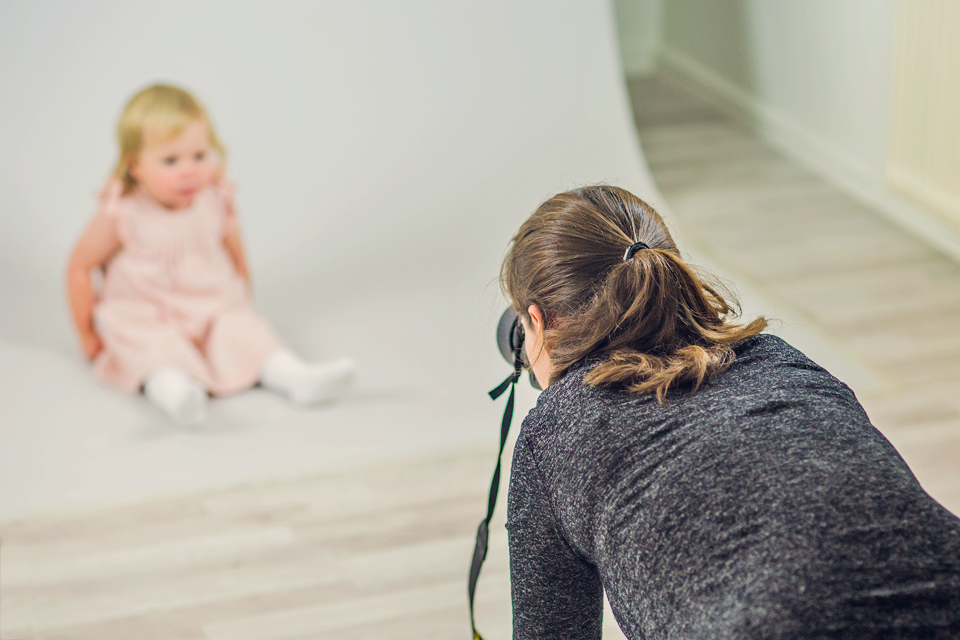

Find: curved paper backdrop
<box><xmin>0</xmin><ymin>0</ymin><xmax>666</xmax><ymax>519</ymax></box>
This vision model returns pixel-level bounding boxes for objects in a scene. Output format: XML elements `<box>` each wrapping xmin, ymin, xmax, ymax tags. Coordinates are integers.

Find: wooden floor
<box><xmin>0</xmin><ymin>453</ymin><xmax>513</xmax><ymax>640</ymax></box>
<box><xmin>2</xmin><ymin>73</ymin><xmax>958</xmax><ymax>639</ymax></box>
<box><xmin>627</xmin><ymin>74</ymin><xmax>960</xmax><ymax>512</ymax></box>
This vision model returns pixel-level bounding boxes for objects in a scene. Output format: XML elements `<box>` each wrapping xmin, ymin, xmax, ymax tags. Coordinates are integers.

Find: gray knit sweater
<box><xmin>506</xmin><ymin>334</ymin><xmax>960</xmax><ymax>639</ymax></box>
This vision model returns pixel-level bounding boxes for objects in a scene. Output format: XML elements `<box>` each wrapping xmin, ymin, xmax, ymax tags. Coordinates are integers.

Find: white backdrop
<box><xmin>0</xmin><ymin>0</ymin><xmax>884</xmax><ymax>523</ymax></box>
<box><xmin>0</xmin><ymin>0</ymin><xmax>667</xmax><ymax>519</ymax></box>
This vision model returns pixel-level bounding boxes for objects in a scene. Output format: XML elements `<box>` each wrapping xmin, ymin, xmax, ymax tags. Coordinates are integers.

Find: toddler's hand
<box><xmin>81</xmin><ymin>331</ymin><xmax>103</xmax><ymax>360</ymax></box>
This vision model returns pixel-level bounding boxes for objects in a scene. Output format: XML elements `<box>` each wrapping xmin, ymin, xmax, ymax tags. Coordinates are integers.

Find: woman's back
<box><xmin>507</xmin><ymin>334</ymin><xmax>960</xmax><ymax>639</ymax></box>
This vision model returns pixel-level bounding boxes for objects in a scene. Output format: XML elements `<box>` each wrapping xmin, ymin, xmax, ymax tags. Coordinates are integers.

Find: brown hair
<box><xmin>501</xmin><ymin>185</ymin><xmax>767</xmax><ymax>401</ymax></box>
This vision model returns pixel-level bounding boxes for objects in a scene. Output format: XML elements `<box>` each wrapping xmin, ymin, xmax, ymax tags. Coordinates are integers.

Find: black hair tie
<box><xmin>623</xmin><ymin>241</ymin><xmax>649</xmax><ymax>261</ymax></box>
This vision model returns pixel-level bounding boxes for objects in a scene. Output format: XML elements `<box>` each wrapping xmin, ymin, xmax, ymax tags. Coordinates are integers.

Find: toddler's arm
<box><xmin>66</xmin><ymin>211</ymin><xmax>121</xmax><ymax>359</ymax></box>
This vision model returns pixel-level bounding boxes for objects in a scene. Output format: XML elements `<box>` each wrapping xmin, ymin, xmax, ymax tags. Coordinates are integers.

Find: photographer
<box><xmin>500</xmin><ymin>186</ymin><xmax>960</xmax><ymax>639</ymax></box>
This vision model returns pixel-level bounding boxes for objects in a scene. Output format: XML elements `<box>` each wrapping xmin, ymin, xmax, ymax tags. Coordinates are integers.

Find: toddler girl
<box><xmin>67</xmin><ymin>84</ymin><xmax>354</xmax><ymax>426</ymax></box>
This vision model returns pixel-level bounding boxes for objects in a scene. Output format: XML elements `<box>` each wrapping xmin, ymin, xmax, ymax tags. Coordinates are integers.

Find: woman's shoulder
<box><xmin>523</xmin><ymin>333</ymin><xmax>855</xmax><ymax>434</ymax></box>
<box><xmin>519</xmin><ymin>358</ymin><xmax>637</xmax><ymax>442</ymax></box>
<box><xmin>726</xmin><ymin>333</ymin><xmax>848</xmax><ymax>391</ymax></box>
<box><xmin>732</xmin><ymin>332</ymin><xmax>813</xmax><ymax>364</ymax></box>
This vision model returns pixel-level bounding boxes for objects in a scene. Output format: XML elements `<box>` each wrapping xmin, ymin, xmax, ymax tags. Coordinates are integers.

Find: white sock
<box><xmin>143</xmin><ymin>368</ymin><xmax>209</xmax><ymax>427</ymax></box>
<box><xmin>260</xmin><ymin>349</ymin><xmax>355</xmax><ymax>405</ymax></box>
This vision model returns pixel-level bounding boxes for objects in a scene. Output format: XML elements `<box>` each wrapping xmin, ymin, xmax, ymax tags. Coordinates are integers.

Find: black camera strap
<box><xmin>468</xmin><ymin>362</ymin><xmax>522</xmax><ymax>640</ymax></box>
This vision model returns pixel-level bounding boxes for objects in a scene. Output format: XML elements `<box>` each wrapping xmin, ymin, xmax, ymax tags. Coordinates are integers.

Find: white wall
<box><xmin>662</xmin><ymin>0</ymin><xmax>895</xmax><ymax>188</ymax></box>
<box><xmin>613</xmin><ymin>0</ymin><xmax>960</xmax><ymax>261</ymax></box>
<box><xmin>0</xmin><ymin>0</ymin><xmax>654</xmax><ymax>354</ymax></box>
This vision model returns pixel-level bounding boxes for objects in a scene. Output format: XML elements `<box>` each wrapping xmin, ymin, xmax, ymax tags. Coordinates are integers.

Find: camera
<box><xmin>496</xmin><ymin>307</ymin><xmax>542</xmax><ymax>390</ymax></box>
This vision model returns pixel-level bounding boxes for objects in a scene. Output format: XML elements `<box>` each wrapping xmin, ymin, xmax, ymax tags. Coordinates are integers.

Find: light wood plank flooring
<box><xmin>0</xmin><ymin>452</ymin><xmax>514</xmax><ymax>639</ymax></box>
<box><xmin>2</xmin><ymin>73</ymin><xmax>958</xmax><ymax>639</ymax></box>
<box><xmin>627</xmin><ymin>73</ymin><xmax>960</xmax><ymax>512</ymax></box>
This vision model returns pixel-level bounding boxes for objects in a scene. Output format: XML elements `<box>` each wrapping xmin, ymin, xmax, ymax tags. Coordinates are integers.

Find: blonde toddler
<box><xmin>67</xmin><ymin>84</ymin><xmax>354</xmax><ymax>425</ymax></box>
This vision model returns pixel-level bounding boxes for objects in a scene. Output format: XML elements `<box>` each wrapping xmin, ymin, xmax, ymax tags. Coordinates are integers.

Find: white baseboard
<box><xmin>656</xmin><ymin>46</ymin><xmax>960</xmax><ymax>264</ymax></box>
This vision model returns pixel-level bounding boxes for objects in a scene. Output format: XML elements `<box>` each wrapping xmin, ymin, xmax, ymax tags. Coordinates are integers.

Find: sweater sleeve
<box><xmin>506</xmin><ymin>429</ymin><xmax>603</xmax><ymax>640</ymax></box>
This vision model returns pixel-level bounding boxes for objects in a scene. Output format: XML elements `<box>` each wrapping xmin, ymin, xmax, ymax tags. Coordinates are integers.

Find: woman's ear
<box><xmin>524</xmin><ymin>304</ymin><xmax>552</xmax><ymax>385</ymax></box>
<box><xmin>527</xmin><ymin>305</ymin><xmax>545</xmax><ymax>340</ymax></box>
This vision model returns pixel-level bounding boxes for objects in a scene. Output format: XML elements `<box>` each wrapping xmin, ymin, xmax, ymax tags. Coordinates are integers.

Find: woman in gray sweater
<box><xmin>501</xmin><ymin>186</ymin><xmax>960</xmax><ymax>639</ymax></box>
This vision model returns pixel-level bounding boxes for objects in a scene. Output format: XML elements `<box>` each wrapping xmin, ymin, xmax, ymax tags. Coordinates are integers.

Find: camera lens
<box><xmin>496</xmin><ymin>307</ymin><xmax>524</xmax><ymax>366</ymax></box>
<box><xmin>496</xmin><ymin>307</ymin><xmax>542</xmax><ymax>390</ymax></box>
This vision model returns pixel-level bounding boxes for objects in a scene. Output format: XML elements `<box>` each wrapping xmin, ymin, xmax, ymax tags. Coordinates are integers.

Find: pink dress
<box><xmin>93</xmin><ymin>181</ymin><xmax>282</xmax><ymax>395</ymax></box>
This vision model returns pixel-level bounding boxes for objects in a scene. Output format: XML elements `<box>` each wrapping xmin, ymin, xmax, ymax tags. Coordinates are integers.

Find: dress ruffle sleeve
<box><xmin>96</xmin><ymin>179</ymin><xmax>128</xmax><ymax>244</ymax></box>
<box><xmin>217</xmin><ymin>178</ymin><xmax>239</xmax><ymax>235</ymax></box>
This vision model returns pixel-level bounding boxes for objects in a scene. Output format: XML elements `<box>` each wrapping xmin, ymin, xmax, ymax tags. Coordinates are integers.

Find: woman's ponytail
<box><xmin>502</xmin><ymin>186</ymin><xmax>766</xmax><ymax>402</ymax></box>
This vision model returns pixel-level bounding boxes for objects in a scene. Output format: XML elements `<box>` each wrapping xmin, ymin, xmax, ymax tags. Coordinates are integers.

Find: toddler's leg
<box><xmin>259</xmin><ymin>349</ymin><xmax>355</xmax><ymax>405</ymax></box>
<box><xmin>204</xmin><ymin>306</ymin><xmax>284</xmax><ymax>395</ymax></box>
<box><xmin>95</xmin><ymin>300</ymin><xmax>215</xmax><ymax>393</ymax></box>
<box><xmin>143</xmin><ymin>368</ymin><xmax>209</xmax><ymax>426</ymax></box>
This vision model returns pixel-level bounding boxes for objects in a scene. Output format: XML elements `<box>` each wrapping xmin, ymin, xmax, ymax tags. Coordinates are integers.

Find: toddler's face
<box><xmin>131</xmin><ymin>119</ymin><xmax>216</xmax><ymax>210</ymax></box>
